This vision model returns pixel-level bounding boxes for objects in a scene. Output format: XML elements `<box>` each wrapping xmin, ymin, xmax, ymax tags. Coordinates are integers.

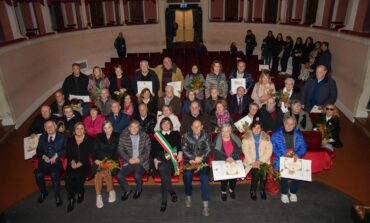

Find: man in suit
<box><xmin>157</xmin><ymin>85</ymin><xmax>182</xmax><ymax>115</ymax></box>
<box><xmin>132</xmin><ymin>60</ymin><xmax>160</xmax><ymax>97</ymax></box>
<box><xmin>50</xmin><ymin>91</ymin><xmax>70</xmax><ymax>118</ymax></box>
<box><xmin>117</xmin><ymin>120</ymin><xmax>151</xmax><ymax>200</ymax></box>
<box><xmin>34</xmin><ymin>120</ymin><xmax>66</xmax><ymax>206</ymax></box>
<box><xmin>107</xmin><ymin>101</ymin><xmax>130</xmax><ymax>134</ymax></box>
<box><xmin>228</xmin><ymin>86</ymin><xmax>251</xmax><ymax>117</ymax></box>
<box><xmin>62</xmin><ymin>63</ymin><xmax>89</xmax><ymax>100</ymax></box>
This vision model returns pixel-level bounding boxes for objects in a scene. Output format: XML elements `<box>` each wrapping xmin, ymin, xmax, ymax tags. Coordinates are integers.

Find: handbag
<box><xmin>265</xmin><ymin>174</ymin><xmax>280</xmax><ymax>196</ymax></box>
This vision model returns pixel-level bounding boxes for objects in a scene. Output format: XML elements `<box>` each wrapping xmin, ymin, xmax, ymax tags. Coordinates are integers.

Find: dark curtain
<box><xmin>165</xmin><ymin>8</ymin><xmax>175</xmax><ymax>48</ymax></box>
<box><xmin>264</xmin><ymin>0</ymin><xmax>278</xmax><ymax>22</ymax></box>
<box><xmin>305</xmin><ymin>0</ymin><xmax>318</xmax><ymax>25</ymax></box>
<box><xmin>90</xmin><ymin>1</ymin><xmax>104</xmax><ymax>27</ymax></box>
<box><xmin>129</xmin><ymin>0</ymin><xmax>144</xmax><ymax>22</ymax></box>
<box><xmin>49</xmin><ymin>2</ymin><xmax>64</xmax><ymax>30</ymax></box>
<box><xmin>247</xmin><ymin>0</ymin><xmax>253</xmax><ymax>21</ymax></box>
<box><xmin>0</xmin><ymin>22</ymin><xmax>5</xmax><ymax>42</ymax></box>
<box><xmin>225</xmin><ymin>0</ymin><xmax>239</xmax><ymax>21</ymax></box>
<box><xmin>114</xmin><ymin>1</ymin><xmax>120</xmax><ymax>24</ymax></box>
<box><xmin>192</xmin><ymin>7</ymin><xmax>202</xmax><ymax>42</ymax></box>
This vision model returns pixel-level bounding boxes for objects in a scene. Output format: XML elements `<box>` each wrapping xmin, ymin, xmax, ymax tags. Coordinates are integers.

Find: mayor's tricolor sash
<box><xmin>153</xmin><ymin>131</ymin><xmax>180</xmax><ymax>175</ymax></box>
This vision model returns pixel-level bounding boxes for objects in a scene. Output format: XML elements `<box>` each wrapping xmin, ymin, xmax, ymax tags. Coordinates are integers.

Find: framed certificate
<box><xmin>167</xmin><ymin>81</ymin><xmax>182</xmax><ymax>97</ymax></box>
<box><xmin>233</xmin><ymin>115</ymin><xmax>253</xmax><ymax>133</ymax></box>
<box><xmin>259</xmin><ymin>64</ymin><xmax>270</xmax><ymax>71</ymax></box>
<box><xmin>137</xmin><ymin>81</ymin><xmax>153</xmax><ymax>94</ymax></box>
<box><xmin>69</xmin><ymin>94</ymin><xmax>91</xmax><ymax>102</ymax></box>
<box><xmin>212</xmin><ymin>160</ymin><xmax>246</xmax><ymax>181</ymax></box>
<box><xmin>24</xmin><ymin>134</ymin><xmax>41</xmax><ymax>160</ymax></box>
<box><xmin>230</xmin><ymin>78</ymin><xmax>246</xmax><ymax>95</ymax></box>
<box><xmin>279</xmin><ymin>157</ymin><xmax>312</xmax><ymax>181</ymax></box>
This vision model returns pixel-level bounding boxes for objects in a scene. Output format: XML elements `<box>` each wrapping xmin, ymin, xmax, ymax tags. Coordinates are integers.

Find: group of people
<box><xmin>29</xmin><ymin>40</ymin><xmax>342</xmax><ymax>216</ymax></box>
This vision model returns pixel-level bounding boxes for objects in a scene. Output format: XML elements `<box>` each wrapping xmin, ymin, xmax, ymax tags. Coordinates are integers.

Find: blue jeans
<box><xmin>183</xmin><ymin>168</ymin><xmax>209</xmax><ymax>201</ymax></box>
<box><xmin>280</xmin><ymin>177</ymin><xmax>299</xmax><ymax>195</ymax></box>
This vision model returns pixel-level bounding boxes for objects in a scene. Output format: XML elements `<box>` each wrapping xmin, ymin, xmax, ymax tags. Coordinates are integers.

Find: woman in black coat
<box><xmin>280</xmin><ymin>36</ymin><xmax>293</xmax><ymax>74</ymax></box>
<box><xmin>302</xmin><ymin>37</ymin><xmax>314</xmax><ymax>63</ymax></box>
<box><xmin>292</xmin><ymin>37</ymin><xmax>304</xmax><ymax>80</ymax></box>
<box><xmin>65</xmin><ymin>122</ymin><xmax>93</xmax><ymax>212</ymax></box>
<box><xmin>93</xmin><ymin>120</ymin><xmax>120</xmax><ymax>208</ymax></box>
<box><xmin>109</xmin><ymin>64</ymin><xmax>132</xmax><ymax>101</ymax></box>
<box><xmin>151</xmin><ymin>117</ymin><xmax>182</xmax><ymax>212</ymax></box>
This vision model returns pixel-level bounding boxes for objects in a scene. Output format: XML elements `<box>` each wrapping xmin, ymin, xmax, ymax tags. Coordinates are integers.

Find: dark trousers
<box><xmin>183</xmin><ymin>168</ymin><xmax>209</xmax><ymax>201</ymax></box>
<box><xmin>292</xmin><ymin>58</ymin><xmax>302</xmax><ymax>80</ymax></box>
<box><xmin>280</xmin><ymin>177</ymin><xmax>299</xmax><ymax>195</ymax></box>
<box><xmin>35</xmin><ymin>160</ymin><xmax>62</xmax><ymax>194</ymax></box>
<box><xmin>117</xmin><ymin>49</ymin><xmax>126</xmax><ymax>59</ymax></box>
<box><xmin>157</xmin><ymin>162</ymin><xmax>174</xmax><ymax>202</ymax></box>
<box><xmin>271</xmin><ymin>54</ymin><xmax>280</xmax><ymax>72</ymax></box>
<box><xmin>220</xmin><ymin>179</ymin><xmax>236</xmax><ymax>192</ymax></box>
<box><xmin>263</xmin><ymin>53</ymin><xmax>273</xmax><ymax>66</ymax></box>
<box><xmin>246</xmin><ymin>47</ymin><xmax>254</xmax><ymax>57</ymax></box>
<box><xmin>65</xmin><ymin>168</ymin><xmax>88</xmax><ymax>199</ymax></box>
<box><xmin>280</xmin><ymin>56</ymin><xmax>289</xmax><ymax>72</ymax></box>
<box><xmin>117</xmin><ymin>164</ymin><xmax>145</xmax><ymax>192</ymax></box>
<box><xmin>250</xmin><ymin>168</ymin><xmax>266</xmax><ymax>192</ymax></box>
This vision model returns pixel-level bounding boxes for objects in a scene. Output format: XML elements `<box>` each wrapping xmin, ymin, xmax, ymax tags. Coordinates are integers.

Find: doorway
<box><xmin>174</xmin><ymin>9</ymin><xmax>194</xmax><ymax>42</ymax></box>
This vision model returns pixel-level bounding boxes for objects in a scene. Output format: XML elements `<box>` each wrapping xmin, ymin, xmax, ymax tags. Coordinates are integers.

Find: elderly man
<box><xmin>50</xmin><ymin>91</ymin><xmax>70</xmax><ymax>118</ymax></box>
<box><xmin>260</xmin><ymin>97</ymin><xmax>284</xmax><ymax>132</ymax></box>
<box><xmin>154</xmin><ymin>57</ymin><xmax>184</xmax><ymax>97</ymax></box>
<box><xmin>62</xmin><ymin>63</ymin><xmax>89</xmax><ymax>99</ymax></box>
<box><xmin>95</xmin><ymin>88</ymin><xmax>115</xmax><ymax>116</ymax></box>
<box><xmin>107</xmin><ymin>101</ymin><xmax>130</xmax><ymax>134</ymax></box>
<box><xmin>133</xmin><ymin>103</ymin><xmax>156</xmax><ymax>134</ymax></box>
<box><xmin>228</xmin><ymin>86</ymin><xmax>251</xmax><ymax>116</ymax></box>
<box><xmin>228</xmin><ymin>60</ymin><xmax>254</xmax><ymax>93</ymax></box>
<box><xmin>301</xmin><ymin>65</ymin><xmax>337</xmax><ymax>112</ymax></box>
<box><xmin>157</xmin><ymin>85</ymin><xmax>182</xmax><ymax>115</ymax></box>
<box><xmin>182</xmin><ymin>120</ymin><xmax>211</xmax><ymax>216</ymax></box>
<box><xmin>34</xmin><ymin>120</ymin><xmax>66</xmax><ymax>206</ymax></box>
<box><xmin>204</xmin><ymin>87</ymin><xmax>222</xmax><ymax>115</ymax></box>
<box><xmin>117</xmin><ymin>120</ymin><xmax>151</xmax><ymax>201</ymax></box>
<box><xmin>132</xmin><ymin>60</ymin><xmax>160</xmax><ymax>96</ymax></box>
<box><xmin>29</xmin><ymin>105</ymin><xmax>58</xmax><ymax>136</ymax></box>
<box><xmin>271</xmin><ymin>116</ymin><xmax>307</xmax><ymax>204</ymax></box>
<box><xmin>181</xmin><ymin>101</ymin><xmax>211</xmax><ymax>134</ymax></box>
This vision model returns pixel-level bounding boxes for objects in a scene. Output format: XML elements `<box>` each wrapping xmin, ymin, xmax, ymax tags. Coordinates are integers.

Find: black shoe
<box><xmin>133</xmin><ymin>190</ymin><xmax>142</xmax><ymax>200</ymax></box>
<box><xmin>250</xmin><ymin>191</ymin><xmax>257</xmax><ymax>201</ymax></box>
<box><xmin>170</xmin><ymin>191</ymin><xmax>177</xmax><ymax>203</ymax></box>
<box><xmin>260</xmin><ymin>190</ymin><xmax>267</xmax><ymax>200</ymax></box>
<box><xmin>55</xmin><ymin>193</ymin><xmax>63</xmax><ymax>207</ymax></box>
<box><xmin>77</xmin><ymin>192</ymin><xmax>84</xmax><ymax>204</ymax></box>
<box><xmin>67</xmin><ymin>198</ymin><xmax>75</xmax><ymax>213</ymax></box>
<box><xmin>37</xmin><ymin>192</ymin><xmax>48</xmax><ymax>204</ymax></box>
<box><xmin>229</xmin><ymin>190</ymin><xmax>236</xmax><ymax>199</ymax></box>
<box><xmin>221</xmin><ymin>192</ymin><xmax>227</xmax><ymax>201</ymax></box>
<box><xmin>121</xmin><ymin>190</ymin><xmax>132</xmax><ymax>201</ymax></box>
<box><xmin>160</xmin><ymin>201</ymin><xmax>167</xmax><ymax>212</ymax></box>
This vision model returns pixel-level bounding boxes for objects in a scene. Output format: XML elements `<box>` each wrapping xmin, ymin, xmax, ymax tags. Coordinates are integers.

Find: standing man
<box><xmin>154</xmin><ymin>57</ymin><xmax>184</xmax><ymax>97</ymax></box>
<box><xmin>62</xmin><ymin>63</ymin><xmax>89</xmax><ymax>100</ymax></box>
<box><xmin>245</xmin><ymin>30</ymin><xmax>257</xmax><ymax>57</ymax></box>
<box><xmin>114</xmin><ymin>32</ymin><xmax>126</xmax><ymax>59</ymax></box>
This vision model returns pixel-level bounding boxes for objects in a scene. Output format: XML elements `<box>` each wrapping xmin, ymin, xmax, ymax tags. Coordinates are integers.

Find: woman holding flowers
<box><xmin>184</xmin><ymin>65</ymin><xmax>205</xmax><ymax>100</ymax></box>
<box><xmin>93</xmin><ymin>120</ymin><xmax>120</xmax><ymax>208</ymax></box>
<box><xmin>88</xmin><ymin>66</ymin><xmax>110</xmax><ymax>101</ymax></box>
<box><xmin>251</xmin><ymin>70</ymin><xmax>275</xmax><ymax>107</ymax></box>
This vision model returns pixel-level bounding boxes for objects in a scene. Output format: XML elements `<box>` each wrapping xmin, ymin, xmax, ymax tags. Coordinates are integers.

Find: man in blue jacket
<box><xmin>35</xmin><ymin>120</ymin><xmax>66</xmax><ymax>206</ymax></box>
<box><xmin>271</xmin><ymin>116</ymin><xmax>307</xmax><ymax>204</ymax></box>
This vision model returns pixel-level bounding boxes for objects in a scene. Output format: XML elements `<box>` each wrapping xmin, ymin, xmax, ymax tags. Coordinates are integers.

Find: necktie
<box><xmin>49</xmin><ymin>136</ymin><xmax>53</xmax><ymax>143</ymax></box>
<box><xmin>114</xmin><ymin>115</ymin><xmax>118</xmax><ymax>121</ymax></box>
<box><xmin>238</xmin><ymin>97</ymin><xmax>242</xmax><ymax>114</ymax></box>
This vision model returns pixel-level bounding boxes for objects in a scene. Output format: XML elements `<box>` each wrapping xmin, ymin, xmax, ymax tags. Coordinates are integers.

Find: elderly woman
<box><xmin>271</xmin><ymin>116</ymin><xmax>307</xmax><ymax>204</ymax></box>
<box><xmin>155</xmin><ymin>105</ymin><xmax>181</xmax><ymax>132</ymax></box>
<box><xmin>242</xmin><ymin>121</ymin><xmax>272</xmax><ymax>200</ymax></box>
<box><xmin>182</xmin><ymin>90</ymin><xmax>203</xmax><ymax>114</ymax></box>
<box><xmin>122</xmin><ymin>94</ymin><xmax>136</xmax><ymax>118</ymax></box>
<box><xmin>109</xmin><ymin>64</ymin><xmax>131</xmax><ymax>99</ymax></box>
<box><xmin>204</xmin><ymin>87</ymin><xmax>222</xmax><ymax>115</ymax></box>
<box><xmin>83</xmin><ymin>106</ymin><xmax>105</xmax><ymax>137</ymax></box>
<box><xmin>213</xmin><ymin>123</ymin><xmax>242</xmax><ymax>201</ymax></box>
<box><xmin>205</xmin><ymin>60</ymin><xmax>228</xmax><ymax>99</ymax></box>
<box><xmin>279</xmin><ymin>78</ymin><xmax>299</xmax><ymax>113</ymax></box>
<box><xmin>58</xmin><ymin>105</ymin><xmax>81</xmax><ymax>136</ymax></box>
<box><xmin>151</xmin><ymin>117</ymin><xmax>183</xmax><ymax>212</ymax></box>
<box><xmin>284</xmin><ymin>100</ymin><xmax>312</xmax><ymax>131</ymax></box>
<box><xmin>134</xmin><ymin>103</ymin><xmax>157</xmax><ymax>135</ymax></box>
<box><xmin>138</xmin><ymin>88</ymin><xmax>157</xmax><ymax>115</ymax></box>
<box><xmin>210</xmin><ymin>100</ymin><xmax>233</xmax><ymax>132</ymax></box>
<box><xmin>93</xmin><ymin>120</ymin><xmax>119</xmax><ymax>208</ymax></box>
<box><xmin>251</xmin><ymin>70</ymin><xmax>276</xmax><ymax>106</ymax></box>
<box><xmin>88</xmin><ymin>66</ymin><xmax>110</xmax><ymax>101</ymax></box>
<box><xmin>314</xmin><ymin>104</ymin><xmax>343</xmax><ymax>149</ymax></box>
<box><xmin>65</xmin><ymin>122</ymin><xmax>93</xmax><ymax>212</ymax></box>
<box><xmin>184</xmin><ymin>65</ymin><xmax>205</xmax><ymax>100</ymax></box>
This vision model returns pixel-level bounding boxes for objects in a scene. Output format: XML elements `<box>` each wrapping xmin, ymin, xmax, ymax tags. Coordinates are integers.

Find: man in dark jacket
<box><xmin>34</xmin><ymin>120</ymin><xmax>66</xmax><ymax>206</ymax></box>
<box><xmin>228</xmin><ymin>86</ymin><xmax>251</xmax><ymax>117</ymax></box>
<box><xmin>157</xmin><ymin>85</ymin><xmax>182</xmax><ymax>115</ymax></box>
<box><xmin>228</xmin><ymin>60</ymin><xmax>254</xmax><ymax>92</ymax></box>
<box><xmin>62</xmin><ymin>63</ymin><xmax>89</xmax><ymax>99</ymax></box>
<box><xmin>114</xmin><ymin>32</ymin><xmax>126</xmax><ymax>59</ymax></box>
<box><xmin>260</xmin><ymin>97</ymin><xmax>284</xmax><ymax>133</ymax></box>
<box><xmin>245</xmin><ymin>30</ymin><xmax>257</xmax><ymax>57</ymax></box>
<box><xmin>132</xmin><ymin>60</ymin><xmax>160</xmax><ymax>96</ymax></box>
<box><xmin>50</xmin><ymin>91</ymin><xmax>70</xmax><ymax>118</ymax></box>
<box><xmin>106</xmin><ymin>101</ymin><xmax>130</xmax><ymax>134</ymax></box>
<box><xmin>181</xmin><ymin>101</ymin><xmax>211</xmax><ymax>135</ymax></box>
<box><xmin>29</xmin><ymin>105</ymin><xmax>58</xmax><ymax>135</ymax></box>
<box><xmin>315</xmin><ymin>42</ymin><xmax>331</xmax><ymax>73</ymax></box>
<box><xmin>301</xmin><ymin>65</ymin><xmax>337</xmax><ymax>112</ymax></box>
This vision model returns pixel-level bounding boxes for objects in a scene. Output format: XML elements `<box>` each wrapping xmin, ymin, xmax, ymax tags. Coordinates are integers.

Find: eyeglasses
<box><xmin>326</xmin><ymin>107</ymin><xmax>334</xmax><ymax>111</ymax></box>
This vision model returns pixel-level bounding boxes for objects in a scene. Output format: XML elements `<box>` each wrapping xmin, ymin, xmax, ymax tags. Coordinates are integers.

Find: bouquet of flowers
<box><xmin>114</xmin><ymin>92</ymin><xmax>125</xmax><ymax>103</ymax></box>
<box><xmin>267</xmin><ymin>88</ymin><xmax>275</xmax><ymax>98</ymax></box>
<box><xmin>275</xmin><ymin>91</ymin><xmax>290</xmax><ymax>104</ymax></box>
<box><xmin>316</xmin><ymin>123</ymin><xmax>333</xmax><ymax>140</ymax></box>
<box><xmin>97</xmin><ymin>158</ymin><xmax>120</xmax><ymax>174</ymax></box>
<box><xmin>186</xmin><ymin>76</ymin><xmax>205</xmax><ymax>91</ymax></box>
<box><xmin>259</xmin><ymin>162</ymin><xmax>280</xmax><ymax>181</ymax></box>
<box><xmin>183</xmin><ymin>162</ymin><xmax>209</xmax><ymax>173</ymax></box>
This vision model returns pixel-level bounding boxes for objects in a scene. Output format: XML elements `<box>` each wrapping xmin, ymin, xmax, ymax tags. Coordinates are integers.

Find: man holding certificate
<box><xmin>132</xmin><ymin>60</ymin><xmax>160</xmax><ymax>97</ymax></box>
<box><xmin>271</xmin><ymin>116</ymin><xmax>307</xmax><ymax>204</ymax></box>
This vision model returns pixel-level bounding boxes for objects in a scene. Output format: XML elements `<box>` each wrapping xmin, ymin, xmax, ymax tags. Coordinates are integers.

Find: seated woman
<box><xmin>83</xmin><ymin>106</ymin><xmax>105</xmax><ymax>137</ymax></box>
<box><xmin>58</xmin><ymin>105</ymin><xmax>81</xmax><ymax>136</ymax></box>
<box><xmin>271</xmin><ymin>116</ymin><xmax>307</xmax><ymax>204</ymax></box>
<box><xmin>138</xmin><ymin>88</ymin><xmax>157</xmax><ymax>116</ymax></box>
<box><xmin>213</xmin><ymin>123</ymin><xmax>242</xmax><ymax>201</ymax></box>
<box><xmin>251</xmin><ymin>70</ymin><xmax>276</xmax><ymax>107</ymax></box>
<box><xmin>134</xmin><ymin>103</ymin><xmax>156</xmax><ymax>135</ymax></box>
<box><xmin>109</xmin><ymin>64</ymin><xmax>131</xmax><ymax>101</ymax></box>
<box><xmin>284</xmin><ymin>99</ymin><xmax>312</xmax><ymax>131</ymax></box>
<box><xmin>155</xmin><ymin>105</ymin><xmax>181</xmax><ymax>132</ymax></box>
<box><xmin>184</xmin><ymin>65</ymin><xmax>205</xmax><ymax>100</ymax></box>
<box><xmin>122</xmin><ymin>94</ymin><xmax>137</xmax><ymax>118</ymax></box>
<box><xmin>182</xmin><ymin>90</ymin><xmax>203</xmax><ymax>114</ymax></box>
<box><xmin>65</xmin><ymin>122</ymin><xmax>93</xmax><ymax>212</ymax></box>
<box><xmin>242</xmin><ymin>121</ymin><xmax>272</xmax><ymax>201</ymax></box>
<box><xmin>151</xmin><ymin>117</ymin><xmax>183</xmax><ymax>212</ymax></box>
<box><xmin>88</xmin><ymin>66</ymin><xmax>110</xmax><ymax>101</ymax></box>
<box><xmin>314</xmin><ymin>104</ymin><xmax>343</xmax><ymax>149</ymax></box>
<box><xmin>210</xmin><ymin>100</ymin><xmax>233</xmax><ymax>132</ymax></box>
<box><xmin>93</xmin><ymin>120</ymin><xmax>120</xmax><ymax>208</ymax></box>
<box><xmin>205</xmin><ymin>60</ymin><xmax>228</xmax><ymax>99</ymax></box>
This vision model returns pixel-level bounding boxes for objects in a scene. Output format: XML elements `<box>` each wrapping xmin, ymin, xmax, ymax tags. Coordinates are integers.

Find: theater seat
<box><xmin>153</xmin><ymin>173</ymin><xmax>180</xmax><ymax>183</ymax></box>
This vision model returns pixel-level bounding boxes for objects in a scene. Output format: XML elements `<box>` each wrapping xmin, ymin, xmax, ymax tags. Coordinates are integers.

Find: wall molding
<box><xmin>336</xmin><ymin>99</ymin><xmax>355</xmax><ymax>123</ymax></box>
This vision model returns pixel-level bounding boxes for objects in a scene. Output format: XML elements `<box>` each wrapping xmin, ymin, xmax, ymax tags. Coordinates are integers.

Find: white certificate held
<box><xmin>230</xmin><ymin>78</ymin><xmax>246</xmax><ymax>95</ymax></box>
<box><xmin>24</xmin><ymin>134</ymin><xmax>41</xmax><ymax>160</ymax></box>
<box><xmin>212</xmin><ymin>160</ymin><xmax>246</xmax><ymax>181</ymax></box>
<box><xmin>259</xmin><ymin>64</ymin><xmax>270</xmax><ymax>71</ymax></box>
<box><xmin>167</xmin><ymin>81</ymin><xmax>182</xmax><ymax>97</ymax></box>
<box><xmin>279</xmin><ymin>157</ymin><xmax>312</xmax><ymax>182</ymax></box>
<box><xmin>137</xmin><ymin>81</ymin><xmax>153</xmax><ymax>94</ymax></box>
<box><xmin>69</xmin><ymin>94</ymin><xmax>91</xmax><ymax>103</ymax></box>
<box><xmin>233</xmin><ymin>115</ymin><xmax>253</xmax><ymax>133</ymax></box>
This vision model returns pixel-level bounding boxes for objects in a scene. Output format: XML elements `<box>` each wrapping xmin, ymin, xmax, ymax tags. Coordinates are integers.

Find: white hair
<box><xmin>285</xmin><ymin>77</ymin><xmax>295</xmax><ymax>85</ymax></box>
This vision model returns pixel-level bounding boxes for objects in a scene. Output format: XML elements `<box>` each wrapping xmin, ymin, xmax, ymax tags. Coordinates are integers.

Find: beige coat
<box><xmin>242</xmin><ymin>131</ymin><xmax>273</xmax><ymax>171</ymax></box>
<box><xmin>153</xmin><ymin>64</ymin><xmax>184</xmax><ymax>97</ymax></box>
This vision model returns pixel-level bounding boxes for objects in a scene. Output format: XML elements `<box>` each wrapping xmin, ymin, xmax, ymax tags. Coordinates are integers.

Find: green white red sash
<box><xmin>153</xmin><ymin>131</ymin><xmax>180</xmax><ymax>175</ymax></box>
